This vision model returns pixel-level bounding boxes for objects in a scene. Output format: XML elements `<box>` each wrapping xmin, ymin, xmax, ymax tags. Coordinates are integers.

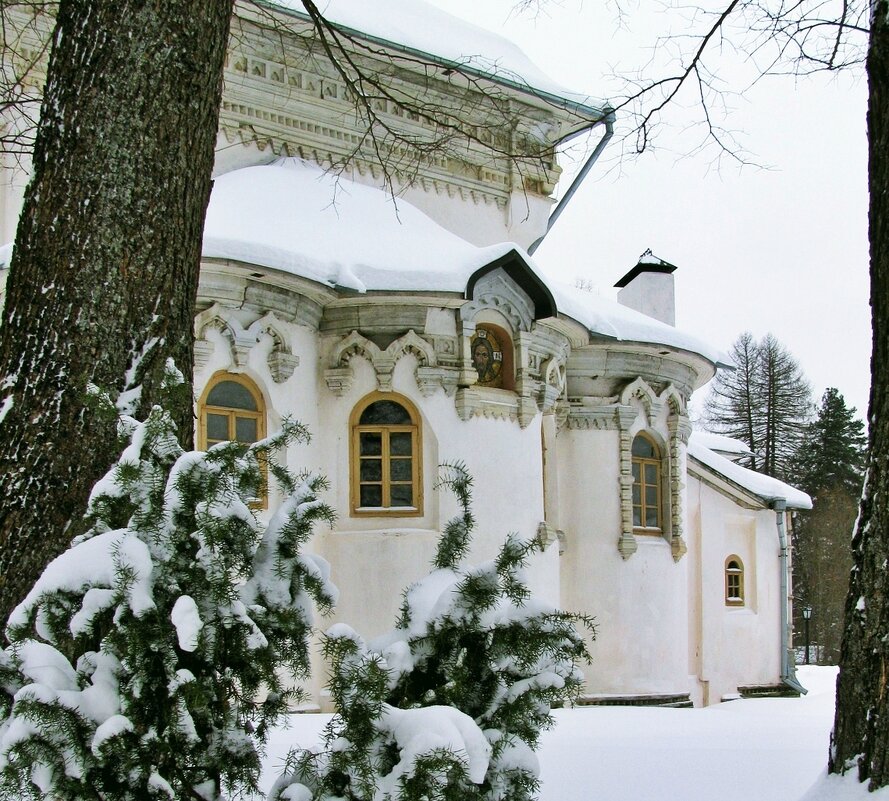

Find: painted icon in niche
<box><xmin>471</xmin><ymin>326</ymin><xmax>503</xmax><ymax>387</ymax></box>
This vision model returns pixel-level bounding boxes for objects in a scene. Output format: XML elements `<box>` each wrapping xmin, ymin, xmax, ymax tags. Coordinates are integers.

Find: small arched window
<box><xmin>470</xmin><ymin>323</ymin><xmax>514</xmax><ymax>390</ymax></box>
<box><xmin>725</xmin><ymin>557</ymin><xmax>745</xmax><ymax>606</ymax></box>
<box><xmin>631</xmin><ymin>432</ymin><xmax>662</xmax><ymax>531</ymax></box>
<box><xmin>198</xmin><ymin>372</ymin><xmax>266</xmax><ymax>449</ymax></box>
<box><xmin>198</xmin><ymin>372</ymin><xmax>267</xmax><ymax>505</ymax></box>
<box><xmin>350</xmin><ymin>393</ymin><xmax>422</xmax><ymax>516</ymax></box>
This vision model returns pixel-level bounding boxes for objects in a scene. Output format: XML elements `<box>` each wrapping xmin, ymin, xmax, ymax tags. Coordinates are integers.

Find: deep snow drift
<box><xmin>258</xmin><ymin>666</ymin><xmax>889</xmax><ymax>801</ymax></box>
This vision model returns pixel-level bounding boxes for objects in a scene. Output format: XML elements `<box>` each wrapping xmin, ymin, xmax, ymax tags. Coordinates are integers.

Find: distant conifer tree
<box><xmin>791</xmin><ymin>388</ymin><xmax>866</xmax><ymax>664</ymax></box>
<box><xmin>793</xmin><ymin>388</ymin><xmax>867</xmax><ymax>496</ymax></box>
<box><xmin>704</xmin><ymin>332</ymin><xmax>813</xmax><ymax>480</ymax></box>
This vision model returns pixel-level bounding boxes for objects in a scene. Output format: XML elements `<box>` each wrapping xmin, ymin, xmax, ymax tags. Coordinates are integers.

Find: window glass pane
<box><xmin>645</xmin><ymin>486</ymin><xmax>658</xmax><ymax>508</ymax></box>
<box><xmin>390</xmin><ymin>432</ymin><xmax>413</xmax><ymax>456</ymax></box>
<box><xmin>207</xmin><ymin>380</ymin><xmax>258</xmax><ymax>411</ymax></box>
<box><xmin>645</xmin><ymin>507</ymin><xmax>659</xmax><ymax>528</ymax></box>
<box><xmin>206</xmin><ymin>413</ymin><xmax>229</xmax><ymax>442</ymax></box>
<box><xmin>360</xmin><ymin>484</ymin><xmax>383</xmax><ymax>507</ymax></box>
<box><xmin>632</xmin><ymin>484</ymin><xmax>641</xmax><ymax>506</ymax></box>
<box><xmin>360</xmin><ymin>432</ymin><xmax>382</xmax><ymax>456</ymax></box>
<box><xmin>390</xmin><ymin>458</ymin><xmax>412</xmax><ymax>481</ymax></box>
<box><xmin>632</xmin><ymin>436</ymin><xmax>656</xmax><ymax>458</ymax></box>
<box><xmin>235</xmin><ymin>416</ymin><xmax>258</xmax><ymax>443</ymax></box>
<box><xmin>644</xmin><ymin>463</ymin><xmax>658</xmax><ymax>485</ymax></box>
<box><xmin>360</xmin><ymin>459</ymin><xmax>382</xmax><ymax>481</ymax></box>
<box><xmin>633</xmin><ymin>506</ymin><xmax>642</xmax><ymax>527</ymax></box>
<box><xmin>390</xmin><ymin>484</ymin><xmax>413</xmax><ymax>507</ymax></box>
<box><xmin>632</xmin><ymin>463</ymin><xmax>640</xmax><ymax>483</ymax></box>
<box><xmin>360</xmin><ymin>400</ymin><xmax>411</xmax><ymax>425</ymax></box>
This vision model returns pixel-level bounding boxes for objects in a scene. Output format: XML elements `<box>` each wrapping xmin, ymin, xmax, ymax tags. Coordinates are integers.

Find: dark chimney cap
<box><xmin>614</xmin><ymin>249</ymin><xmax>678</xmax><ymax>288</ymax></box>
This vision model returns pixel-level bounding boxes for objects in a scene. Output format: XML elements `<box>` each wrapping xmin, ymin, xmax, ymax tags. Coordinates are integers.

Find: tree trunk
<box><xmin>829</xmin><ymin>2</ymin><xmax>889</xmax><ymax>787</ymax></box>
<box><xmin>0</xmin><ymin>0</ymin><xmax>233</xmax><ymax>625</ymax></box>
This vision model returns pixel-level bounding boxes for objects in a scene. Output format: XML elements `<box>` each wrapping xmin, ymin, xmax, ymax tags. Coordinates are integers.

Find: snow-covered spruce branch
<box><xmin>0</xmin><ymin>395</ymin><xmax>336</xmax><ymax>800</ymax></box>
<box><xmin>272</xmin><ymin>464</ymin><xmax>594</xmax><ymax>801</ymax></box>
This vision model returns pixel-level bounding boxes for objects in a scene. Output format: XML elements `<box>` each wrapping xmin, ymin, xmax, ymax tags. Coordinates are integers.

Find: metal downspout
<box><xmin>528</xmin><ymin>112</ymin><xmax>615</xmax><ymax>255</ymax></box>
<box><xmin>773</xmin><ymin>499</ymin><xmax>807</xmax><ymax>695</ymax></box>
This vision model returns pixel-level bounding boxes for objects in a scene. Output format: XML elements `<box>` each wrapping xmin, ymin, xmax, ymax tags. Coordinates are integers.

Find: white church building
<box><xmin>0</xmin><ymin>0</ymin><xmax>810</xmax><ymax>708</ymax></box>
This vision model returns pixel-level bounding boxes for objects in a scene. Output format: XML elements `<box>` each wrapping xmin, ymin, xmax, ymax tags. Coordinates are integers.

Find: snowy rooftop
<box><xmin>690</xmin><ymin>431</ymin><xmax>755</xmax><ymax>458</ymax></box>
<box><xmin>271</xmin><ymin>0</ymin><xmax>605</xmax><ymax>117</ymax></box>
<box><xmin>202</xmin><ymin>158</ymin><xmax>727</xmax><ymax>365</ymax></box>
<box><xmin>688</xmin><ymin>432</ymin><xmax>811</xmax><ymax>509</ymax></box>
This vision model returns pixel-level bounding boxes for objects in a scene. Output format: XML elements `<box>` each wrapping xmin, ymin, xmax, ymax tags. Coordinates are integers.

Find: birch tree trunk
<box><xmin>0</xmin><ymin>0</ymin><xmax>233</xmax><ymax>625</ymax></box>
<box><xmin>830</xmin><ymin>1</ymin><xmax>889</xmax><ymax>787</ymax></box>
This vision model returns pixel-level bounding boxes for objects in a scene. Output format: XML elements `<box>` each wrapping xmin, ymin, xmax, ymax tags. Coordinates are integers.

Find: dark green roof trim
<box><xmin>466</xmin><ymin>249</ymin><xmax>558</xmax><ymax>320</ymax></box>
<box><xmin>255</xmin><ymin>0</ymin><xmax>608</xmax><ymax>132</ymax></box>
<box><xmin>614</xmin><ymin>260</ymin><xmax>678</xmax><ymax>288</ymax></box>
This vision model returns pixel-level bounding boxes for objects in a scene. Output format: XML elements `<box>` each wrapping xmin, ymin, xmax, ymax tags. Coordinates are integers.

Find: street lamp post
<box><xmin>802</xmin><ymin>605</ymin><xmax>813</xmax><ymax>665</ymax></box>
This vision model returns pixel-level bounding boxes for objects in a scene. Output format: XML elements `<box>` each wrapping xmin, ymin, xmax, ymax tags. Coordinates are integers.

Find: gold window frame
<box><xmin>725</xmin><ymin>556</ymin><xmax>745</xmax><ymax>606</ymax></box>
<box><xmin>197</xmin><ymin>371</ymin><xmax>267</xmax><ymax>506</ymax></box>
<box><xmin>631</xmin><ymin>431</ymin><xmax>663</xmax><ymax>533</ymax></box>
<box><xmin>350</xmin><ymin>392</ymin><xmax>422</xmax><ymax>517</ymax></box>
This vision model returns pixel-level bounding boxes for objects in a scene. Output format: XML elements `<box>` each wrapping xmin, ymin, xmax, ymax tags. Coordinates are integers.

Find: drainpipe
<box><xmin>772</xmin><ymin>499</ymin><xmax>807</xmax><ymax>695</ymax></box>
<box><xmin>528</xmin><ymin>111</ymin><xmax>615</xmax><ymax>255</ymax></box>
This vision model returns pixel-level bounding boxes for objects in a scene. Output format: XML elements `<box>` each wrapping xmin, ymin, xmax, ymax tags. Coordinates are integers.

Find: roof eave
<box><xmin>251</xmin><ymin>0</ymin><xmax>608</xmax><ymax>125</ymax></box>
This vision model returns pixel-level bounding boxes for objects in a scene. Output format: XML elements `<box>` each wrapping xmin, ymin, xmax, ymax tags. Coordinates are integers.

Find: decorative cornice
<box><xmin>454</xmin><ymin>387</ymin><xmax>533</xmax><ymax>427</ymax></box>
<box><xmin>565</xmin><ymin>403</ymin><xmax>636</xmax><ymax>431</ymax></box>
<box><xmin>194</xmin><ymin>304</ymin><xmax>299</xmax><ymax>383</ymax></box>
<box><xmin>325</xmin><ymin>329</ymin><xmax>460</xmax><ymax>396</ymax></box>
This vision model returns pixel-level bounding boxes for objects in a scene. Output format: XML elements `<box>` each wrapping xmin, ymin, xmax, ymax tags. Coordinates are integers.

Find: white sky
<box><xmin>425</xmin><ymin>0</ymin><xmax>872</xmax><ymax>423</ymax></box>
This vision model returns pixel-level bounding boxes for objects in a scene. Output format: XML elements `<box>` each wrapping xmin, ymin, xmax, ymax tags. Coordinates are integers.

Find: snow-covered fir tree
<box><xmin>273</xmin><ymin>463</ymin><xmax>593</xmax><ymax>801</ymax></box>
<box><xmin>0</xmin><ymin>374</ymin><xmax>337</xmax><ymax>800</ymax></box>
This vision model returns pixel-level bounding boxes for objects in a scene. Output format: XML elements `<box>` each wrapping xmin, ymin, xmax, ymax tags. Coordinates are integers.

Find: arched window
<box><xmin>198</xmin><ymin>373</ymin><xmax>266</xmax><ymax>450</ymax></box>
<box><xmin>631</xmin><ymin>432</ymin><xmax>662</xmax><ymax>531</ymax></box>
<box><xmin>198</xmin><ymin>372</ymin><xmax>267</xmax><ymax>505</ymax></box>
<box><xmin>350</xmin><ymin>393</ymin><xmax>422</xmax><ymax>516</ymax></box>
<box><xmin>725</xmin><ymin>557</ymin><xmax>745</xmax><ymax>606</ymax></box>
<box><xmin>470</xmin><ymin>323</ymin><xmax>514</xmax><ymax>390</ymax></box>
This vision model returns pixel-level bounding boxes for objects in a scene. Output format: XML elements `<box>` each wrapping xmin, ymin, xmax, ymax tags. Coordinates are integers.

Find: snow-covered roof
<box><xmin>690</xmin><ymin>431</ymin><xmax>755</xmax><ymax>459</ymax></box>
<box><xmin>270</xmin><ymin>0</ymin><xmax>605</xmax><ymax>119</ymax></box>
<box><xmin>687</xmin><ymin>432</ymin><xmax>811</xmax><ymax>510</ymax></box>
<box><xmin>203</xmin><ymin>158</ymin><xmax>727</xmax><ymax>365</ymax></box>
<box><xmin>203</xmin><ymin>159</ymin><xmax>519</xmax><ymax>293</ymax></box>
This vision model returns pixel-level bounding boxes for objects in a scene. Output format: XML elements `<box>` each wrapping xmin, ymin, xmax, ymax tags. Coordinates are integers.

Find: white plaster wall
<box><xmin>556</xmin><ymin>424</ymin><xmax>690</xmax><ymax>696</ymax></box>
<box><xmin>686</xmin><ymin>475</ymin><xmax>783</xmax><ymax>705</ymax></box>
<box><xmin>310</xmin><ymin>341</ymin><xmax>556</xmax><ymax>641</ymax></box>
<box><xmin>340</xmin><ymin>169</ymin><xmax>553</xmax><ymax>250</ymax></box>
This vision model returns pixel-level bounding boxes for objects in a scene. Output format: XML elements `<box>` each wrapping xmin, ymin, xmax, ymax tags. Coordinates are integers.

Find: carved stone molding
<box><xmin>537</xmin><ymin>522</ymin><xmax>557</xmax><ymax>549</ymax></box>
<box><xmin>616</xmin><ymin>410</ymin><xmax>639</xmax><ymax>560</ymax></box>
<box><xmin>194</xmin><ymin>304</ymin><xmax>299</xmax><ymax>383</ymax></box>
<box><xmin>455</xmin><ymin>387</ymin><xmax>523</xmax><ymax>426</ymax></box>
<box><xmin>325</xmin><ymin>329</ymin><xmax>458</xmax><ymax>396</ymax></box>
<box><xmin>620</xmin><ymin>376</ymin><xmax>664</xmax><ymax>422</ymax></box>
<box><xmin>416</xmin><ymin>366</ymin><xmax>458</xmax><ymax>397</ymax></box>
<box><xmin>611</xmin><ymin>376</ymin><xmax>692</xmax><ymax>563</ymax></box>
<box><xmin>667</xmin><ymin>412</ymin><xmax>691</xmax><ymax>563</ymax></box>
<box><xmin>461</xmin><ymin>268</ymin><xmax>536</xmax><ymax>333</ymax></box>
<box><xmin>565</xmin><ymin>403</ymin><xmax>636</xmax><ymax>431</ymax></box>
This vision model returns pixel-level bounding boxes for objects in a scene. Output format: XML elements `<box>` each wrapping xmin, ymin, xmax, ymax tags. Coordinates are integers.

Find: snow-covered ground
<box><xmin>259</xmin><ymin>666</ymin><xmax>889</xmax><ymax>801</ymax></box>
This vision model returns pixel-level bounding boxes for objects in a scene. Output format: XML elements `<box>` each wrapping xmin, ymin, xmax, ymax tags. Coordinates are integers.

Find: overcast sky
<box><xmin>427</xmin><ymin>0</ymin><xmax>872</xmax><ymax>423</ymax></box>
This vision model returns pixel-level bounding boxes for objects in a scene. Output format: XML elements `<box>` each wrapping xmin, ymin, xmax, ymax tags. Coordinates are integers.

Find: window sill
<box><xmin>351</xmin><ymin>506</ymin><xmax>422</xmax><ymax>518</ymax></box>
<box><xmin>633</xmin><ymin>527</ymin><xmax>665</xmax><ymax>537</ymax></box>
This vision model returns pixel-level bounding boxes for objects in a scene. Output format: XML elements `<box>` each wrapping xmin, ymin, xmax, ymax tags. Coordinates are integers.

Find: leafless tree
<box><xmin>0</xmin><ymin>1</ymin><xmax>607</xmax><ymax>627</ymax></box>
